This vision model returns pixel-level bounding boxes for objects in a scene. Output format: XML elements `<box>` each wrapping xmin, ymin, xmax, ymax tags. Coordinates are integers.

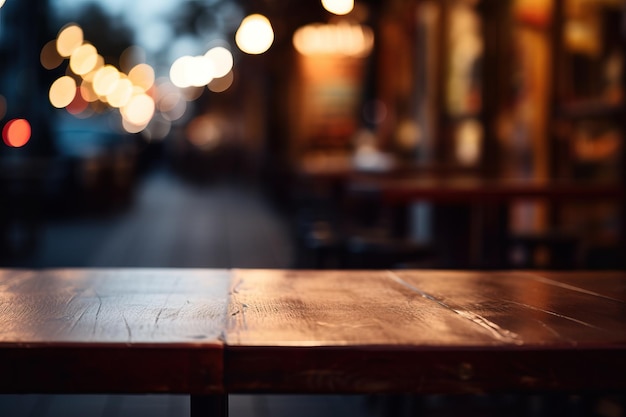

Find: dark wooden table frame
<box><xmin>1</xmin><ymin>268</ymin><xmax>624</xmax><ymax>416</ymax></box>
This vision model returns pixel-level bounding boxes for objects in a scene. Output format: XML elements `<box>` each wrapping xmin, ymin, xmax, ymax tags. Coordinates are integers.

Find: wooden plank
<box><xmin>226</xmin><ymin>269</ymin><xmax>502</xmax><ymax>347</ymax></box>
<box><xmin>526</xmin><ymin>271</ymin><xmax>626</xmax><ymax>303</ymax></box>
<box><xmin>0</xmin><ymin>269</ymin><xmax>229</xmax><ymax>394</ymax></box>
<box><xmin>393</xmin><ymin>270</ymin><xmax>626</xmax><ymax>345</ymax></box>
<box><xmin>224</xmin><ymin>269</ymin><xmax>626</xmax><ymax>394</ymax></box>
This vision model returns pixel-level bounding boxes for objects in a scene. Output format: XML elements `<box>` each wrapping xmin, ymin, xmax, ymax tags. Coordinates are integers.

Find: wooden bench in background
<box><xmin>1</xmin><ymin>268</ymin><xmax>624</xmax><ymax>416</ymax></box>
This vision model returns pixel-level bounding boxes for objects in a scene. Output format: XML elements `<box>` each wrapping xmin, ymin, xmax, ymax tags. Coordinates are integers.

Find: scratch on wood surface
<box><xmin>69</xmin><ymin>306</ymin><xmax>89</xmax><ymax>333</ymax></box>
<box><xmin>122</xmin><ymin>313</ymin><xmax>132</xmax><ymax>342</ymax></box>
<box><xmin>505</xmin><ymin>300</ymin><xmax>608</xmax><ymax>332</ymax></box>
<box><xmin>93</xmin><ymin>292</ymin><xmax>103</xmax><ymax>336</ymax></box>
<box><xmin>524</xmin><ymin>273</ymin><xmax>625</xmax><ymax>304</ymax></box>
<box><xmin>387</xmin><ymin>271</ymin><xmax>522</xmax><ymax>344</ymax></box>
<box><xmin>228</xmin><ymin>276</ymin><xmax>248</xmax><ymax>343</ymax></box>
<box><xmin>536</xmin><ymin>319</ymin><xmax>577</xmax><ymax>345</ymax></box>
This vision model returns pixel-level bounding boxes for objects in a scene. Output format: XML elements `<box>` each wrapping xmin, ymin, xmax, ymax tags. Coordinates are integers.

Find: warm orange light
<box><xmin>235</xmin><ymin>14</ymin><xmax>274</xmax><ymax>55</ymax></box>
<box><xmin>128</xmin><ymin>63</ymin><xmax>155</xmax><ymax>92</ymax></box>
<box><xmin>80</xmin><ymin>80</ymin><xmax>99</xmax><ymax>102</ymax></box>
<box><xmin>66</xmin><ymin>88</ymin><xmax>89</xmax><ymax>115</ymax></box>
<box><xmin>121</xmin><ymin>94</ymin><xmax>155</xmax><ymax>126</ymax></box>
<box><xmin>56</xmin><ymin>24</ymin><xmax>84</xmax><ymax>58</ymax></box>
<box><xmin>69</xmin><ymin>43</ymin><xmax>98</xmax><ymax>75</ymax></box>
<box><xmin>40</xmin><ymin>40</ymin><xmax>64</xmax><ymax>70</ymax></box>
<box><xmin>293</xmin><ymin>22</ymin><xmax>374</xmax><ymax>57</ymax></box>
<box><xmin>107</xmin><ymin>78</ymin><xmax>133</xmax><ymax>108</ymax></box>
<box><xmin>2</xmin><ymin>119</ymin><xmax>32</xmax><ymax>147</ymax></box>
<box><xmin>186</xmin><ymin>115</ymin><xmax>222</xmax><ymax>150</ymax></box>
<box><xmin>49</xmin><ymin>76</ymin><xmax>77</xmax><ymax>108</ymax></box>
<box><xmin>93</xmin><ymin>65</ymin><xmax>120</xmax><ymax>96</ymax></box>
<box><xmin>208</xmin><ymin>71</ymin><xmax>234</xmax><ymax>93</ymax></box>
<box><xmin>321</xmin><ymin>0</ymin><xmax>354</xmax><ymax>15</ymax></box>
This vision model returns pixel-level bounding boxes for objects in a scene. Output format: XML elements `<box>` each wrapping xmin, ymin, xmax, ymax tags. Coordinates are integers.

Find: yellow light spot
<box><xmin>321</xmin><ymin>0</ymin><xmax>354</xmax><ymax>15</ymax></box>
<box><xmin>93</xmin><ymin>65</ymin><xmax>120</xmax><ymax>97</ymax></box>
<box><xmin>128</xmin><ymin>63</ymin><xmax>155</xmax><ymax>92</ymax></box>
<box><xmin>49</xmin><ymin>76</ymin><xmax>77</xmax><ymax>108</ymax></box>
<box><xmin>205</xmin><ymin>47</ymin><xmax>233</xmax><ymax>78</ymax></box>
<box><xmin>107</xmin><ymin>78</ymin><xmax>134</xmax><ymax>108</ymax></box>
<box><xmin>0</xmin><ymin>1</ymin><xmax>6</xmax><ymax>9</ymax></box>
<box><xmin>235</xmin><ymin>14</ymin><xmax>274</xmax><ymax>55</ymax></box>
<box><xmin>80</xmin><ymin>80</ymin><xmax>99</xmax><ymax>102</ymax></box>
<box><xmin>293</xmin><ymin>22</ymin><xmax>374</xmax><ymax>57</ymax></box>
<box><xmin>208</xmin><ymin>71</ymin><xmax>234</xmax><ymax>93</ymax></box>
<box><xmin>40</xmin><ymin>40</ymin><xmax>64</xmax><ymax>70</ymax></box>
<box><xmin>121</xmin><ymin>94</ymin><xmax>155</xmax><ymax>126</ymax></box>
<box><xmin>56</xmin><ymin>24</ymin><xmax>84</xmax><ymax>58</ymax></box>
<box><xmin>2</xmin><ymin>119</ymin><xmax>31</xmax><ymax>147</ymax></box>
<box><xmin>69</xmin><ymin>43</ymin><xmax>98</xmax><ymax>75</ymax></box>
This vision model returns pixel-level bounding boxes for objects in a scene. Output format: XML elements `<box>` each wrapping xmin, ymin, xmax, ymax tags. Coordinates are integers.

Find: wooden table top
<box><xmin>225</xmin><ymin>269</ymin><xmax>626</xmax><ymax>394</ymax></box>
<box><xmin>0</xmin><ymin>268</ymin><xmax>230</xmax><ymax>394</ymax></box>
<box><xmin>0</xmin><ymin>268</ymin><xmax>624</xmax><ymax>395</ymax></box>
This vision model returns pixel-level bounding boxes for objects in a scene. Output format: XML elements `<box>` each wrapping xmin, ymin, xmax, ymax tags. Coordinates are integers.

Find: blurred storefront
<box><xmin>0</xmin><ymin>0</ymin><xmax>624</xmax><ymax>269</ymax></box>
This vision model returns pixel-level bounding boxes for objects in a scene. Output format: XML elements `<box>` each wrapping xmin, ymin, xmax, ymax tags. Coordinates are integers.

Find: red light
<box><xmin>2</xmin><ymin>119</ymin><xmax>32</xmax><ymax>147</ymax></box>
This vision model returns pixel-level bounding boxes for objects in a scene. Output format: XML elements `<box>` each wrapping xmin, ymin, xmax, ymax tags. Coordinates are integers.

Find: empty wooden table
<box><xmin>1</xmin><ymin>268</ymin><xmax>624</xmax><ymax>416</ymax></box>
<box><xmin>225</xmin><ymin>269</ymin><xmax>626</xmax><ymax>394</ymax></box>
<box><xmin>0</xmin><ymin>268</ymin><xmax>230</xmax><ymax>416</ymax></box>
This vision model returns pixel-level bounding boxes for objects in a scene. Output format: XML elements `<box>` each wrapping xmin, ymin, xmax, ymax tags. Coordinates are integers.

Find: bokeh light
<box><xmin>66</xmin><ymin>87</ymin><xmax>90</xmax><ymax>115</ymax></box>
<box><xmin>128</xmin><ymin>63</ymin><xmax>155</xmax><ymax>92</ymax></box>
<box><xmin>321</xmin><ymin>0</ymin><xmax>354</xmax><ymax>15</ymax></box>
<box><xmin>121</xmin><ymin>93</ymin><xmax>155</xmax><ymax>126</ymax></box>
<box><xmin>188</xmin><ymin>56</ymin><xmax>215</xmax><ymax>87</ymax></box>
<box><xmin>93</xmin><ymin>65</ymin><xmax>120</xmax><ymax>96</ymax></box>
<box><xmin>106</xmin><ymin>78</ymin><xmax>134</xmax><ymax>108</ymax></box>
<box><xmin>205</xmin><ymin>46</ymin><xmax>234</xmax><ymax>78</ymax></box>
<box><xmin>208</xmin><ymin>71</ymin><xmax>234</xmax><ymax>93</ymax></box>
<box><xmin>56</xmin><ymin>24</ymin><xmax>84</xmax><ymax>58</ymax></box>
<box><xmin>235</xmin><ymin>14</ymin><xmax>274</xmax><ymax>55</ymax></box>
<box><xmin>0</xmin><ymin>0</ymin><xmax>6</xmax><ymax>9</ymax></box>
<box><xmin>2</xmin><ymin>119</ymin><xmax>31</xmax><ymax>147</ymax></box>
<box><xmin>69</xmin><ymin>43</ymin><xmax>98</xmax><ymax>75</ymax></box>
<box><xmin>169</xmin><ymin>55</ymin><xmax>194</xmax><ymax>88</ymax></box>
<box><xmin>49</xmin><ymin>76</ymin><xmax>77</xmax><ymax>108</ymax></box>
<box><xmin>80</xmin><ymin>80</ymin><xmax>99</xmax><ymax>102</ymax></box>
<box><xmin>186</xmin><ymin>115</ymin><xmax>223</xmax><ymax>150</ymax></box>
<box><xmin>40</xmin><ymin>40</ymin><xmax>64</xmax><ymax>70</ymax></box>
<box><xmin>293</xmin><ymin>22</ymin><xmax>374</xmax><ymax>57</ymax></box>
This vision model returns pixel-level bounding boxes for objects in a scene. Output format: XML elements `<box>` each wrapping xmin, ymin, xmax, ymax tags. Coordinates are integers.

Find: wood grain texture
<box><xmin>0</xmin><ymin>268</ymin><xmax>229</xmax><ymax>393</ymax></box>
<box><xmin>225</xmin><ymin>269</ymin><xmax>626</xmax><ymax>394</ymax></box>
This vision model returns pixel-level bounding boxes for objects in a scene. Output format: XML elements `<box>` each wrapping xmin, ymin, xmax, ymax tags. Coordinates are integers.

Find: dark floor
<box><xmin>0</xmin><ymin>166</ymin><xmax>622</xmax><ymax>416</ymax></box>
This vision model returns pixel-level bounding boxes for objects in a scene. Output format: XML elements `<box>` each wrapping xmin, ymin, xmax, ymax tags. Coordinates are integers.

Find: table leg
<box><xmin>190</xmin><ymin>394</ymin><xmax>228</xmax><ymax>417</ymax></box>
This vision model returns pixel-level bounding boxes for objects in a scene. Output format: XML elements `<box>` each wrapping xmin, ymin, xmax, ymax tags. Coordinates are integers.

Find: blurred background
<box><xmin>0</xmin><ymin>0</ymin><xmax>624</xmax><ymax>271</ymax></box>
